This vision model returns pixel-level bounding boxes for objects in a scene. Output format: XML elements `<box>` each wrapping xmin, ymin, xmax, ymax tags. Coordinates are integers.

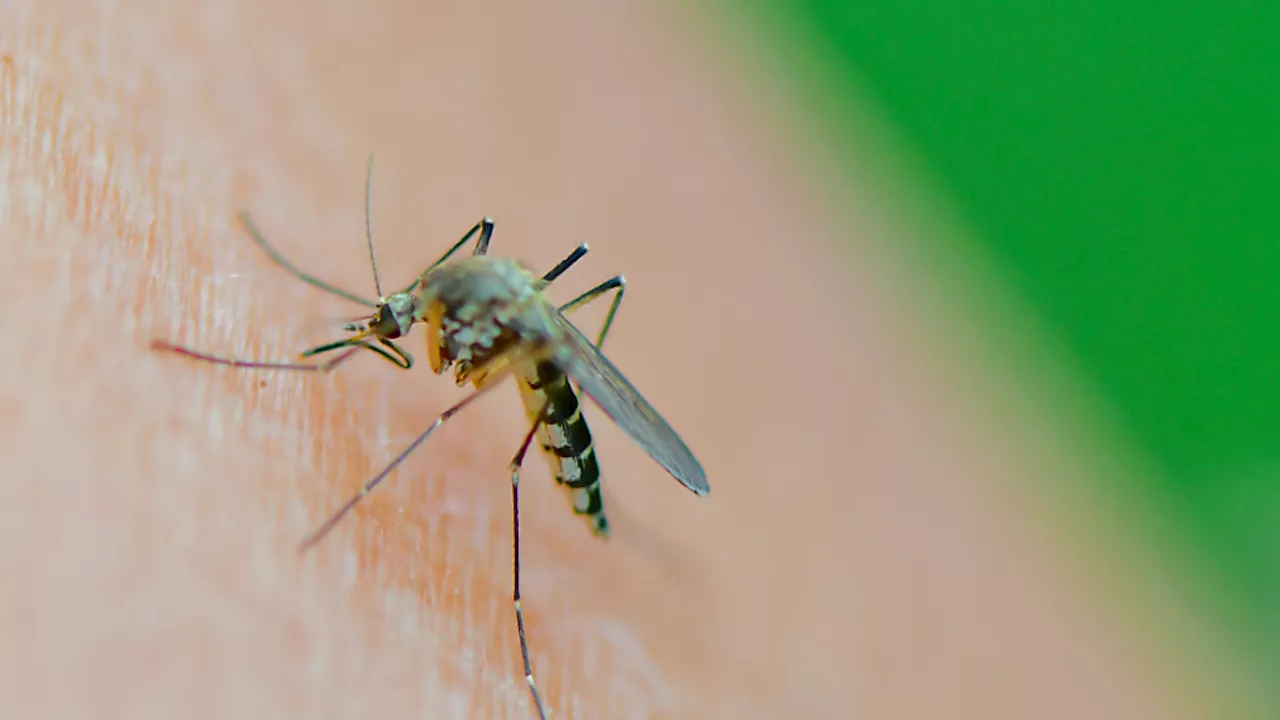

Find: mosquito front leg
<box><xmin>298</xmin><ymin>336</ymin><xmax>414</xmax><ymax>370</ymax></box>
<box><xmin>151</xmin><ymin>336</ymin><xmax>407</xmax><ymax>372</ymax></box>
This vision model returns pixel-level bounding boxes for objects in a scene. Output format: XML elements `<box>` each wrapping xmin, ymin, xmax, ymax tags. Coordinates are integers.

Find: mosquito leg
<box><xmin>375</xmin><ymin>338</ymin><xmax>413</xmax><ymax>369</ymax></box>
<box><xmin>423</xmin><ymin>216</ymin><xmax>494</xmax><ymax>271</ymax></box>
<box><xmin>392</xmin><ymin>218</ymin><xmax>498</xmax><ymax>295</ymax></box>
<box><xmin>510</xmin><ymin>407</ymin><xmax>551</xmax><ymax>720</ymax></box>
<box><xmin>151</xmin><ymin>336</ymin><xmax>406</xmax><ymax>372</ymax></box>
<box><xmin>427</xmin><ymin>218</ymin><xmax>495</xmax><ymax>270</ymax></box>
<box><xmin>540</xmin><ymin>243</ymin><xmax>589</xmax><ymax>285</ymax></box>
<box><xmin>472</xmin><ymin>217</ymin><xmax>496</xmax><ymax>258</ymax></box>
<box><xmin>296</xmin><ymin>385</ymin><xmax>491</xmax><ymax>553</ymax></box>
<box><xmin>294</xmin><ymin>337</ymin><xmax>413</xmax><ymax>370</ymax></box>
<box><xmin>535</xmin><ymin>239</ymin><xmax>626</xmax><ymax>348</ymax></box>
<box><xmin>558</xmin><ymin>275</ymin><xmax>626</xmax><ymax>350</ymax></box>
<box><xmin>152</xmin><ymin>340</ymin><xmax>360</xmax><ymax>372</ymax></box>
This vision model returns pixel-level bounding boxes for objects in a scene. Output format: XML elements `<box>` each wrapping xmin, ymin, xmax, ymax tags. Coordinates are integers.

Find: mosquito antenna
<box><xmin>364</xmin><ymin>153</ymin><xmax>384</xmax><ymax>299</ymax></box>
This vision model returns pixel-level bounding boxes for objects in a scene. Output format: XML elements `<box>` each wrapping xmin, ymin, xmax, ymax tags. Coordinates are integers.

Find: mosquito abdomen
<box><xmin>518</xmin><ymin>360</ymin><xmax>609</xmax><ymax>539</ymax></box>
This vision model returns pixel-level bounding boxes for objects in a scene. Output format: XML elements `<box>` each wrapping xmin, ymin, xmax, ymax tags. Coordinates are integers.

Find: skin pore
<box><xmin>0</xmin><ymin>2</ymin><xmax>1240</xmax><ymax>718</ymax></box>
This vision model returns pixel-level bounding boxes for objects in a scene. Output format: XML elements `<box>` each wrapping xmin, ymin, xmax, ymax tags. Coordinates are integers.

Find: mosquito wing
<box><xmin>550</xmin><ymin>312</ymin><xmax>709</xmax><ymax>496</ymax></box>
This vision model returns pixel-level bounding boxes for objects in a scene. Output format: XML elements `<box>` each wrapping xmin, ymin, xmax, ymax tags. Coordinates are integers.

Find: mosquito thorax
<box><xmin>416</xmin><ymin>256</ymin><xmax>557</xmax><ymax>384</ymax></box>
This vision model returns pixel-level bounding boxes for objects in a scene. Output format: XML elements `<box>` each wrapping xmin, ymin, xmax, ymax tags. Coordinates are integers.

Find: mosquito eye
<box><xmin>375</xmin><ymin>304</ymin><xmax>402</xmax><ymax>339</ymax></box>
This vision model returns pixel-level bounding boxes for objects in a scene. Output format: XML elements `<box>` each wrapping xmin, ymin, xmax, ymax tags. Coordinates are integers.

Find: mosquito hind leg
<box><xmin>535</xmin><ymin>237</ymin><xmax>627</xmax><ymax>349</ymax></box>
<box><xmin>510</xmin><ymin>409</ymin><xmax>551</xmax><ymax>720</ymax></box>
<box><xmin>540</xmin><ymin>243</ymin><xmax>589</xmax><ymax>285</ymax></box>
<box><xmin>558</xmin><ymin>275</ymin><xmax>626</xmax><ymax>350</ymax></box>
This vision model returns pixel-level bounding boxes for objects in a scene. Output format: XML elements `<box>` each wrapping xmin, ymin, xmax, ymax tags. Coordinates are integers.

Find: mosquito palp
<box><xmin>152</xmin><ymin>159</ymin><xmax>708</xmax><ymax>719</ymax></box>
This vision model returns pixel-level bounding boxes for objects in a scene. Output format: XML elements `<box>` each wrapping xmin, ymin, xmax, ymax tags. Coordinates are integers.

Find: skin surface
<box><xmin>0</xmin><ymin>1</ymin><xmax>1237</xmax><ymax>718</ymax></box>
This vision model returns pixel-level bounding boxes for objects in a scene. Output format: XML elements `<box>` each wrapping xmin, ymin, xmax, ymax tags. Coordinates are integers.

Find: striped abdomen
<box><xmin>518</xmin><ymin>360</ymin><xmax>609</xmax><ymax>539</ymax></box>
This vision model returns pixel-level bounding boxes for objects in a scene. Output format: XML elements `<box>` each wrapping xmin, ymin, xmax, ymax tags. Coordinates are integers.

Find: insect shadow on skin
<box><xmin>150</xmin><ymin>157</ymin><xmax>709</xmax><ymax>720</ymax></box>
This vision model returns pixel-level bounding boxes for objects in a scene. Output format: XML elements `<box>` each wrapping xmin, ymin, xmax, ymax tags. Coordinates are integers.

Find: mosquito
<box><xmin>151</xmin><ymin>158</ymin><xmax>710</xmax><ymax>719</ymax></box>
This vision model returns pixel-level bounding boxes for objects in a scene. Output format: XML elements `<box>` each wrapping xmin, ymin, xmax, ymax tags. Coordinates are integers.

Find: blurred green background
<box><xmin>736</xmin><ymin>0</ymin><xmax>1279</xmax><ymax>701</ymax></box>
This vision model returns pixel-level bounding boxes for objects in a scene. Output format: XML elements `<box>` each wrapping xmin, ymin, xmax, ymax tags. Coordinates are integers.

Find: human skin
<box><xmin>0</xmin><ymin>1</ymin><xmax>1238</xmax><ymax>719</ymax></box>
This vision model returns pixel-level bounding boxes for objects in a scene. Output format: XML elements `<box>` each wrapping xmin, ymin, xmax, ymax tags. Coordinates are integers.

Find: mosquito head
<box><xmin>347</xmin><ymin>291</ymin><xmax>419</xmax><ymax>341</ymax></box>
